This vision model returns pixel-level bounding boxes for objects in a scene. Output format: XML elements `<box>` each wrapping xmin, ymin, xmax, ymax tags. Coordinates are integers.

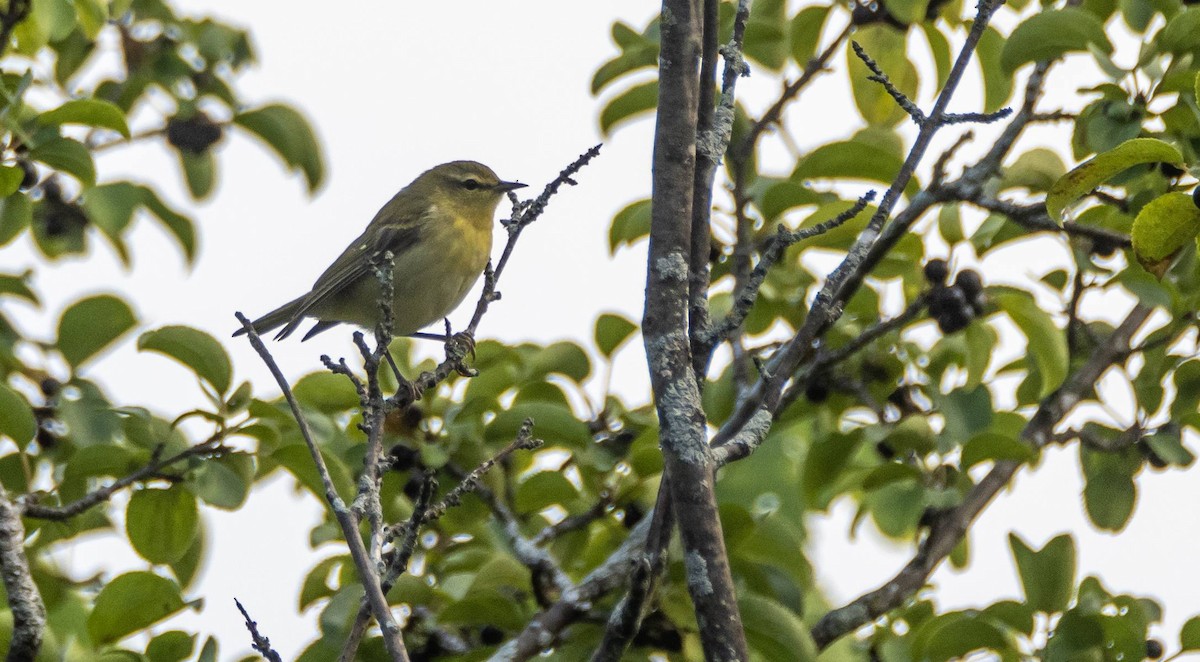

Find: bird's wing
<box><xmin>274</xmin><ymin>220</ymin><xmax>425</xmax><ymax>338</ymax></box>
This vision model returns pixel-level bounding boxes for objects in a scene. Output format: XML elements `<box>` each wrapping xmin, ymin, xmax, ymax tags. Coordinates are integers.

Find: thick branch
<box><xmin>0</xmin><ymin>490</ymin><xmax>44</xmax><ymax>662</ymax></box>
<box><xmin>643</xmin><ymin>0</ymin><xmax>746</xmax><ymax>659</ymax></box>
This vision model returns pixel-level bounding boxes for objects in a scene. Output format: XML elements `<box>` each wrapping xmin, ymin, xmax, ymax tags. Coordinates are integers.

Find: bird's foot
<box><xmin>445</xmin><ymin>331</ymin><xmax>477</xmax><ymax>377</ymax></box>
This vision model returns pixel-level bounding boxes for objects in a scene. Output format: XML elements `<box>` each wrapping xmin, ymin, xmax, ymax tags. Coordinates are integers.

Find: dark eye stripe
<box><xmin>461</xmin><ymin>178</ymin><xmax>482</xmax><ymax>190</ymax></box>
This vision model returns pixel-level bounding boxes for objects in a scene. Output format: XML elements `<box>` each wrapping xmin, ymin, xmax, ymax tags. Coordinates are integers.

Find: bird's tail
<box><xmin>233</xmin><ymin>296</ymin><xmax>306</xmax><ymax>340</ymax></box>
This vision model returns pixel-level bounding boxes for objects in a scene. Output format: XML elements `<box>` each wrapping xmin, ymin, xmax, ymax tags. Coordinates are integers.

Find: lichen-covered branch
<box><xmin>0</xmin><ymin>489</ymin><xmax>44</xmax><ymax>662</ymax></box>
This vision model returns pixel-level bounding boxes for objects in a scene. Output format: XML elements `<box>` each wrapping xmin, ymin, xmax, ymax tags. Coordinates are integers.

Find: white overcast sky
<box><xmin>1</xmin><ymin>1</ymin><xmax>1197</xmax><ymax>659</ymax></box>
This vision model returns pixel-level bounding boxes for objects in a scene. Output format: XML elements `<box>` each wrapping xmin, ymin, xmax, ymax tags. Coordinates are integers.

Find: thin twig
<box><xmin>22</xmin><ymin>433</ymin><xmax>229</xmax><ymax>520</ymax></box>
<box><xmin>236</xmin><ymin>312</ymin><xmax>410</xmax><ymax>662</ymax></box>
<box><xmin>235</xmin><ymin>598</ymin><xmax>284</xmax><ymax>662</ymax></box>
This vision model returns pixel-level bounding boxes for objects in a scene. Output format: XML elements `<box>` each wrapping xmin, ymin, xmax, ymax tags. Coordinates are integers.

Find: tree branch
<box><xmin>236</xmin><ymin>312</ymin><xmax>409</xmax><ymax>662</ymax></box>
<box><xmin>810</xmin><ymin>302</ymin><xmax>1153</xmax><ymax>649</ymax></box>
<box><xmin>643</xmin><ymin>0</ymin><xmax>747</xmax><ymax>658</ymax></box>
<box><xmin>0</xmin><ymin>488</ymin><xmax>44</xmax><ymax>662</ymax></box>
<box><xmin>235</xmin><ymin>598</ymin><xmax>284</xmax><ymax>662</ymax></box>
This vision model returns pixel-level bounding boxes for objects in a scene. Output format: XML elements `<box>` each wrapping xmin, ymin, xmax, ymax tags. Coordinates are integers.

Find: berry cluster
<box><xmin>924</xmin><ymin>259</ymin><xmax>986</xmax><ymax>334</ymax></box>
<box><xmin>166</xmin><ymin>110</ymin><xmax>224</xmax><ymax>154</ymax></box>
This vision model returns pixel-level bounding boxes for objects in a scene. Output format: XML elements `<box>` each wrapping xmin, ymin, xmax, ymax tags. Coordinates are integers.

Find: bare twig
<box><xmin>22</xmin><ymin>433</ymin><xmax>229</xmax><ymax>520</ymax></box>
<box><xmin>235</xmin><ymin>598</ymin><xmax>284</xmax><ymax>662</ymax></box>
<box><xmin>702</xmin><ymin>192</ymin><xmax>877</xmax><ymax>351</ymax></box>
<box><xmin>236</xmin><ymin>312</ymin><xmax>409</xmax><ymax>662</ymax></box>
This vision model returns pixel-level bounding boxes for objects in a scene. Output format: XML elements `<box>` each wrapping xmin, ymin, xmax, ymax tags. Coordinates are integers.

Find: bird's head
<box><xmin>419</xmin><ymin>160</ymin><xmax>526</xmax><ymax>227</ymax></box>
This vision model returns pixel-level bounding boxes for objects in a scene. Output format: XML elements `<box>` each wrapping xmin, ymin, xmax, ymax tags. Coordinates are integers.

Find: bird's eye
<box><xmin>460</xmin><ymin>179</ymin><xmax>482</xmax><ymax>191</ymax></box>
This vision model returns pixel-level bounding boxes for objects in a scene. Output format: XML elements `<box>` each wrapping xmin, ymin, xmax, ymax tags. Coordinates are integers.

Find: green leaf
<box><xmin>146</xmin><ymin>631</ymin><xmax>195</xmax><ymax>662</ymax></box>
<box><xmin>233</xmin><ymin>104</ymin><xmax>325</xmax><ymax>193</ymax></box>
<box><xmin>961</xmin><ymin>432</ymin><xmax>1034</xmax><ymax>469</ymax></box>
<box><xmin>1158</xmin><ymin>7</ymin><xmax>1200</xmax><ymax>54</ymax></box>
<box><xmin>599</xmin><ymin>80</ymin><xmax>658</xmax><ymax>136</ymax></box>
<box><xmin>740</xmin><ymin>593</ymin><xmax>817</xmax><ymax>661</ymax></box>
<box><xmin>126</xmin><ymin>486</ymin><xmax>200</xmax><ymax>564</ymax></box>
<box><xmin>995</xmin><ymin>291</ymin><xmax>1067</xmax><ymax>398</ymax></box>
<box><xmin>757</xmin><ymin>179</ymin><xmax>820</xmax><ymax>221</ymax></box>
<box><xmin>293</xmin><ymin>371</ymin><xmax>360</xmax><ymax>413</ymax></box>
<box><xmin>1080</xmin><ymin>446</ymin><xmax>1138</xmax><ymax>531</ymax></box>
<box><xmin>188</xmin><ymin>453</ymin><xmax>254</xmax><ymax>510</ymax></box>
<box><xmin>911</xmin><ymin>611</ymin><xmax>1013</xmax><ymax>662</ymax></box>
<box><xmin>138</xmin><ymin>186</ymin><xmax>197</xmax><ymax>263</ymax></box>
<box><xmin>1046</xmin><ymin>138</ymin><xmax>1183</xmax><ymax>222</ymax></box>
<box><xmin>73</xmin><ymin>0</ymin><xmax>108</xmax><ymax>38</ymax></box>
<box><xmin>180</xmin><ymin>149</ymin><xmax>216</xmax><ymax>200</ymax></box>
<box><xmin>57</xmin><ymin>294</ymin><xmax>137</xmax><ymax>370</ymax></box>
<box><xmin>591</xmin><ymin>23</ymin><xmax>658</xmax><ymax>94</ymax></box>
<box><xmin>1001</xmin><ymin>147</ymin><xmax>1066</xmax><ymax>192</ymax></box>
<box><xmin>1181</xmin><ymin>615</ymin><xmax>1200</xmax><ymax>650</ymax></box>
<box><xmin>38</xmin><ymin>98</ymin><xmax>130</xmax><ymax>138</ymax></box>
<box><xmin>744</xmin><ymin>0</ymin><xmax>789</xmax><ymax>71</ymax></box>
<box><xmin>883</xmin><ymin>0</ymin><xmax>931</xmax><ymax>25</ymax></box>
<box><xmin>1145</xmin><ymin>430</ymin><xmax>1194</xmax><ymax>467</ymax></box>
<box><xmin>609</xmin><ymin>198</ymin><xmax>651</xmax><ymax>254</ymax></box>
<box><xmin>1009</xmin><ymin>532</ymin><xmax>1076</xmax><ymax>613</ymax></box>
<box><xmin>594</xmin><ymin>313</ymin><xmax>637</xmax><ymax>358</ymax></box>
<box><xmin>29</xmin><ymin>136</ymin><xmax>95</xmax><ymax>186</ymax></box>
<box><xmin>789</xmin><ymin>5</ymin><xmax>829</xmax><ymax>66</ymax></box>
<box><xmin>0</xmin><ymin>384</ymin><xmax>36</xmax><ymax>449</ymax></box>
<box><xmin>88</xmin><ymin>572</ymin><xmax>186</xmax><ymax>644</ymax></box>
<box><xmin>792</xmin><ymin>134</ymin><xmax>919</xmax><ymax>197</ymax></box>
<box><xmin>1130</xmin><ymin>192</ymin><xmax>1200</xmax><ymax>278</ymax></box>
<box><xmin>514</xmin><ymin>471</ymin><xmax>579</xmax><ymax>512</ymax></box>
<box><xmin>0</xmin><ymin>193</ymin><xmax>32</xmax><ymax>247</ymax></box>
<box><xmin>920</xmin><ymin>23</ymin><xmax>952</xmax><ymax>88</ymax></box>
<box><xmin>848</xmin><ymin>25</ymin><xmax>918</xmax><ymax>127</ymax></box>
<box><xmin>0</xmin><ymin>165</ymin><xmax>23</xmax><ymax>197</ymax></box>
<box><xmin>0</xmin><ymin>273</ymin><xmax>38</xmax><ymax>304</ymax></box>
<box><xmin>526</xmin><ymin>341</ymin><xmax>591</xmax><ymax>381</ymax></box>
<box><xmin>976</xmin><ymin>26</ymin><xmax>1013</xmax><ymax>114</ymax></box>
<box><xmin>1000</xmin><ymin>9</ymin><xmax>1113</xmax><ymax>74</ymax></box>
<box><xmin>137</xmin><ymin>325</ymin><xmax>232</xmax><ymax>394</ymax></box>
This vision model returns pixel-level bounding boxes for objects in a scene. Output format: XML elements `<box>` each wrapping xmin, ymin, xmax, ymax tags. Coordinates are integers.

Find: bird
<box><xmin>235</xmin><ymin>160</ymin><xmax>526</xmax><ymax>341</ymax></box>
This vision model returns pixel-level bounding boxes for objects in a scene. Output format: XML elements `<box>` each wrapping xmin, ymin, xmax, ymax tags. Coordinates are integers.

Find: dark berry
<box><xmin>1193</xmin><ymin>186</ymin><xmax>1200</xmax><ymax>210</ymax></box>
<box><xmin>929</xmin><ymin>285</ymin><xmax>969</xmax><ymax>320</ymax></box>
<box><xmin>480</xmin><ymin>625</ymin><xmax>504</xmax><ymax>646</ymax></box>
<box><xmin>166</xmin><ymin>111</ymin><xmax>223</xmax><ymax>154</ymax></box>
<box><xmin>17</xmin><ymin>159</ymin><xmax>36</xmax><ymax>191</ymax></box>
<box><xmin>923</xmin><ymin>259</ymin><xmax>949</xmax><ymax>284</ymax></box>
<box><xmin>402</xmin><ymin>474</ymin><xmax>424</xmax><ymax>501</ymax></box>
<box><xmin>35</xmin><ymin>425</ymin><xmax>57</xmax><ymax>450</ymax></box>
<box><xmin>388</xmin><ymin>444</ymin><xmax>420</xmax><ymax>472</ymax></box>
<box><xmin>623</xmin><ymin>503</ymin><xmax>644</xmax><ymax>529</ymax></box>
<box><xmin>1146</xmin><ymin>639</ymin><xmax>1164</xmax><ymax>659</ymax></box>
<box><xmin>39</xmin><ymin>377</ymin><xmax>60</xmax><ymax>397</ymax></box>
<box><xmin>805</xmin><ymin>381</ymin><xmax>830</xmax><ymax>403</ymax></box>
<box><xmin>954</xmin><ymin>270</ymin><xmax>984</xmax><ymax>299</ymax></box>
<box><xmin>1090</xmin><ymin>236</ymin><xmax>1119</xmax><ymax>258</ymax></box>
<box><xmin>937</xmin><ymin>309</ymin><xmax>971</xmax><ymax>334</ymax></box>
<box><xmin>887</xmin><ymin>386</ymin><xmax>921</xmax><ymax>416</ymax></box>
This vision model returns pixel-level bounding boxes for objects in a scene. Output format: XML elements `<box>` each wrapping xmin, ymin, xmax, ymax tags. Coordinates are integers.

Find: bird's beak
<box><xmin>496</xmin><ymin>180</ymin><xmax>527</xmax><ymax>192</ymax></box>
